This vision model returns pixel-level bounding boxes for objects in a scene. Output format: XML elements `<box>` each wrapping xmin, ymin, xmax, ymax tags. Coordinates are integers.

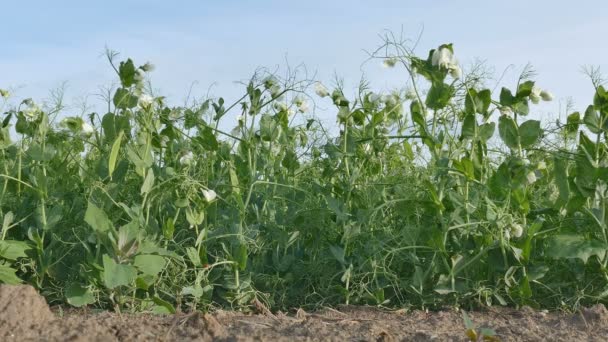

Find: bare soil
<box><xmin>1</xmin><ymin>285</ymin><xmax>607</xmax><ymax>341</ymax></box>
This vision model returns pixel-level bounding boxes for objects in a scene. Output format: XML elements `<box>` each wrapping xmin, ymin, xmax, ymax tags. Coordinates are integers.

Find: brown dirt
<box><xmin>1</xmin><ymin>285</ymin><xmax>607</xmax><ymax>341</ymax></box>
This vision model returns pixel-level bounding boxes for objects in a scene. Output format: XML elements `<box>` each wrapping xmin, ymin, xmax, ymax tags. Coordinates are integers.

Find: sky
<box><xmin>1</xmin><ymin>0</ymin><xmax>607</xmax><ymax>129</ymax></box>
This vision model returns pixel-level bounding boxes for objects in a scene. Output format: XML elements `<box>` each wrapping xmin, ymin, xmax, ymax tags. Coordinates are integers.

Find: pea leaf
<box><xmin>426</xmin><ymin>82</ymin><xmax>455</xmax><ymax>110</ymax></box>
<box><xmin>140</xmin><ymin>169</ymin><xmax>155</xmax><ymax>195</ymax></box>
<box><xmin>113</xmin><ymin>88</ymin><xmax>138</xmax><ymax>109</ymax></box>
<box><xmin>566</xmin><ymin>111</ymin><xmax>580</xmax><ymax>136</ymax></box>
<box><xmin>0</xmin><ymin>240</ymin><xmax>32</xmax><ymax>260</ymax></box>
<box><xmin>461</xmin><ymin>114</ymin><xmax>476</xmax><ymax>139</ymax></box>
<box><xmin>118</xmin><ymin>59</ymin><xmax>137</xmax><ymax>88</ymax></box>
<box><xmin>84</xmin><ymin>201</ymin><xmax>114</xmax><ymax>234</ymax></box>
<box><xmin>133</xmin><ymin>254</ymin><xmax>166</xmax><ymax>277</ymax></box>
<box><xmin>498</xmin><ymin>115</ymin><xmax>519</xmax><ymax>149</ymax></box>
<box><xmin>519</xmin><ymin>120</ymin><xmax>542</xmax><ymax>148</ymax></box>
<box><xmin>479</xmin><ymin>122</ymin><xmax>495</xmax><ymax>142</ymax></box>
<box><xmin>545</xmin><ymin>235</ymin><xmax>608</xmax><ymax>263</ymax></box>
<box><xmin>65</xmin><ymin>283</ymin><xmax>95</xmax><ymax>307</ymax></box>
<box><xmin>102</xmin><ymin>254</ymin><xmax>137</xmax><ymax>289</ymax></box>
<box><xmin>0</xmin><ymin>264</ymin><xmax>22</xmax><ymax>284</ymax></box>
<box><xmin>108</xmin><ymin>131</ymin><xmax>124</xmax><ymax>180</ymax></box>
<box><xmin>583</xmin><ymin>105</ymin><xmax>602</xmax><ymax>134</ymax></box>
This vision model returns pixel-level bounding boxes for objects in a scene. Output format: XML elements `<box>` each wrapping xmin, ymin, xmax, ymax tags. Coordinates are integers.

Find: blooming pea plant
<box><xmin>0</xmin><ymin>37</ymin><xmax>606</xmax><ymax>314</ymax></box>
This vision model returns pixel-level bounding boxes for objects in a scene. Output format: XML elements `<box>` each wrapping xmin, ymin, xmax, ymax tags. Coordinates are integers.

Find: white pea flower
<box><xmin>81</xmin><ymin>122</ymin><xmax>95</xmax><ymax>135</ymax></box>
<box><xmin>510</xmin><ymin>223</ymin><xmax>524</xmax><ymax>238</ymax></box>
<box><xmin>263</xmin><ymin>76</ymin><xmax>279</xmax><ymax>89</ymax></box>
<box><xmin>499</xmin><ymin>106</ymin><xmax>513</xmax><ymax>116</ymax></box>
<box><xmin>293</xmin><ymin>96</ymin><xmax>309</xmax><ymax>113</ymax></box>
<box><xmin>169</xmin><ymin>109</ymin><xmax>181</xmax><ymax>120</ymax></box>
<box><xmin>22</xmin><ymin>99</ymin><xmax>41</xmax><ymax>122</ymax></box>
<box><xmin>269</xmin><ymin>84</ymin><xmax>282</xmax><ymax>98</ymax></box>
<box><xmin>449</xmin><ymin>64</ymin><xmax>462</xmax><ymax>79</ymax></box>
<box><xmin>141</xmin><ymin>62</ymin><xmax>155</xmax><ymax>72</ymax></box>
<box><xmin>314</xmin><ymin>82</ymin><xmax>329</xmax><ymax>97</ymax></box>
<box><xmin>431</xmin><ymin>47</ymin><xmax>454</xmax><ymax>69</ymax></box>
<box><xmin>297</xmin><ymin>101</ymin><xmax>309</xmax><ymax>113</ymax></box>
<box><xmin>526</xmin><ymin>171</ymin><xmax>537</xmax><ymax>185</ymax></box>
<box><xmin>530</xmin><ymin>86</ymin><xmax>542</xmax><ymax>104</ymax></box>
<box><xmin>180</xmin><ymin>151</ymin><xmax>194</xmax><ymax>165</ymax></box>
<box><xmin>274</xmin><ymin>101</ymin><xmax>288</xmax><ymax>112</ymax></box>
<box><xmin>138</xmin><ymin>94</ymin><xmax>154</xmax><ymax>108</ymax></box>
<box><xmin>537</xmin><ymin>161</ymin><xmax>547</xmax><ymax>170</ymax></box>
<box><xmin>383</xmin><ymin>94</ymin><xmax>398</xmax><ymax>107</ymax></box>
<box><xmin>382</xmin><ymin>57</ymin><xmax>398</xmax><ymax>68</ymax></box>
<box><xmin>237</xmin><ymin>114</ymin><xmax>245</xmax><ymax>126</ymax></box>
<box><xmin>404</xmin><ymin>89</ymin><xmax>417</xmax><ymax>101</ymax></box>
<box><xmin>368</xmin><ymin>92</ymin><xmax>381</xmax><ymax>104</ymax></box>
<box><xmin>201</xmin><ymin>189</ymin><xmax>217</xmax><ymax>203</ymax></box>
<box><xmin>540</xmin><ymin>90</ymin><xmax>553</xmax><ymax>101</ymax></box>
<box><xmin>134</xmin><ymin>69</ymin><xmax>145</xmax><ymax>83</ymax></box>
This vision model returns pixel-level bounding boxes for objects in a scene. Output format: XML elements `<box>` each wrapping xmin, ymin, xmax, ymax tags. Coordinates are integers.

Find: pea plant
<box><xmin>0</xmin><ymin>38</ymin><xmax>607</xmax><ymax>313</ymax></box>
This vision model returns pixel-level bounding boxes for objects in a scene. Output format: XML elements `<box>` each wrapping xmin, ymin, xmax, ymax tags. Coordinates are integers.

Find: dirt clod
<box><xmin>0</xmin><ymin>285</ymin><xmax>54</xmax><ymax>333</ymax></box>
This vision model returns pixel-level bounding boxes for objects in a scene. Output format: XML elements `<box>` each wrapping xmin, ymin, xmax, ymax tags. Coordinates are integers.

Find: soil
<box><xmin>1</xmin><ymin>285</ymin><xmax>607</xmax><ymax>341</ymax></box>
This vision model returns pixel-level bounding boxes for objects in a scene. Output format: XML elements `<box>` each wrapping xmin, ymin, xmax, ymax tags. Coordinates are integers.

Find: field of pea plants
<box><xmin>2</xmin><ymin>38</ymin><xmax>608</xmax><ymax>340</ymax></box>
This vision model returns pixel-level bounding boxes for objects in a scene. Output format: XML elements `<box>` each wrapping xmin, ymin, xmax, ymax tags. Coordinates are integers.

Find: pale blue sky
<box><xmin>1</xmin><ymin>0</ymin><xmax>607</xmax><ymax>127</ymax></box>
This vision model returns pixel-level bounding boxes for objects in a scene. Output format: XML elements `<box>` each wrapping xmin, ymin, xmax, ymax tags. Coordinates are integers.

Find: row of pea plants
<box><xmin>1</xmin><ymin>41</ymin><xmax>607</xmax><ymax>312</ymax></box>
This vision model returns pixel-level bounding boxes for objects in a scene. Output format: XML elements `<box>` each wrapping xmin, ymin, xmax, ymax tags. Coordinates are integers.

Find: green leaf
<box><xmin>186</xmin><ymin>247</ymin><xmax>202</xmax><ymax>267</ymax></box>
<box><xmin>163</xmin><ymin>218</ymin><xmax>175</xmax><ymax>240</ymax></box>
<box><xmin>108</xmin><ymin>131</ymin><xmax>124</xmax><ymax>180</ymax></box>
<box><xmin>1</xmin><ymin>211</ymin><xmax>14</xmax><ymax>236</ymax></box>
<box><xmin>329</xmin><ymin>245</ymin><xmax>346</xmax><ymax>265</ymax></box>
<box><xmin>566</xmin><ymin>111</ymin><xmax>580</xmax><ymax>136</ymax></box>
<box><xmin>499</xmin><ymin>87</ymin><xmax>515</xmax><ymax>106</ymax></box>
<box><xmin>259</xmin><ymin>114</ymin><xmax>279</xmax><ymax>141</ymax></box>
<box><xmin>583</xmin><ymin>105</ymin><xmax>602</xmax><ymax>134</ymax></box>
<box><xmin>461</xmin><ymin>114</ymin><xmax>476</xmax><ymax>139</ymax></box>
<box><xmin>479</xmin><ymin>122</ymin><xmax>495</xmax><ymax>142</ymax></box>
<box><xmin>27</xmin><ymin>143</ymin><xmax>56</xmax><ymax>161</ymax></box>
<box><xmin>0</xmin><ymin>240</ymin><xmax>32</xmax><ymax>260</ymax></box>
<box><xmin>426</xmin><ymin>82</ymin><xmax>455</xmax><ymax>110</ymax></box>
<box><xmin>113</xmin><ymin>88</ymin><xmax>138</xmax><ymax>109</ymax></box>
<box><xmin>152</xmin><ymin>296</ymin><xmax>175</xmax><ymax>314</ymax></box>
<box><xmin>519</xmin><ymin>120</ymin><xmax>542</xmax><ymax>148</ymax></box>
<box><xmin>545</xmin><ymin>235</ymin><xmax>608</xmax><ymax>263</ymax></box>
<box><xmin>84</xmin><ymin>201</ymin><xmax>114</xmax><ymax>234</ymax></box>
<box><xmin>0</xmin><ymin>264</ymin><xmax>22</xmax><ymax>284</ymax></box>
<box><xmin>410</xmin><ymin>100</ymin><xmax>428</xmax><ymax>136</ymax></box>
<box><xmin>101</xmin><ymin>113</ymin><xmax>130</xmax><ymax>144</ymax></box>
<box><xmin>65</xmin><ymin>283</ymin><xmax>96</xmax><ymax>307</ymax></box>
<box><xmin>102</xmin><ymin>254</ymin><xmax>137</xmax><ymax>289</ymax></box>
<box><xmin>133</xmin><ymin>254</ymin><xmax>166</xmax><ymax>277</ymax></box>
<box><xmin>498</xmin><ymin>115</ymin><xmax>519</xmax><ymax>149</ymax></box>
<box><xmin>236</xmin><ymin>243</ymin><xmax>248</xmax><ymax>271</ymax></box>
<box><xmin>140</xmin><ymin>169</ymin><xmax>155</xmax><ymax>195</ymax></box>
<box><xmin>118</xmin><ymin>59</ymin><xmax>137</xmax><ymax>88</ymax></box>
<box><xmin>195</xmin><ymin>126</ymin><xmax>219</xmax><ymax>151</ymax></box>
<box><xmin>181</xmin><ymin>285</ymin><xmax>204</xmax><ymax>298</ymax></box>
<box><xmin>512</xmin><ymin>100</ymin><xmax>530</xmax><ymax>116</ymax></box>
<box><xmin>282</xmin><ymin>150</ymin><xmax>300</xmax><ymax>172</ymax></box>
<box><xmin>465</xmin><ymin>89</ymin><xmax>491</xmax><ymax>116</ymax></box>
<box><xmin>516</xmin><ymin>80</ymin><xmax>535</xmax><ymax>97</ymax></box>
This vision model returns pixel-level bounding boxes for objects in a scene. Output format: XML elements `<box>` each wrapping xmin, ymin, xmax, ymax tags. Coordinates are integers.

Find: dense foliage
<box><xmin>1</xmin><ymin>41</ymin><xmax>608</xmax><ymax>313</ymax></box>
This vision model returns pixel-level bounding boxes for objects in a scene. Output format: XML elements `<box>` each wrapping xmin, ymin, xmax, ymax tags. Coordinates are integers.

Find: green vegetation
<box><xmin>1</xmin><ymin>39</ymin><xmax>608</xmax><ymax>313</ymax></box>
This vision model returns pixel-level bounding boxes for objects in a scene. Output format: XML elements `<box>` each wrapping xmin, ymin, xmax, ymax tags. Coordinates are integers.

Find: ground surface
<box><xmin>1</xmin><ymin>285</ymin><xmax>607</xmax><ymax>341</ymax></box>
